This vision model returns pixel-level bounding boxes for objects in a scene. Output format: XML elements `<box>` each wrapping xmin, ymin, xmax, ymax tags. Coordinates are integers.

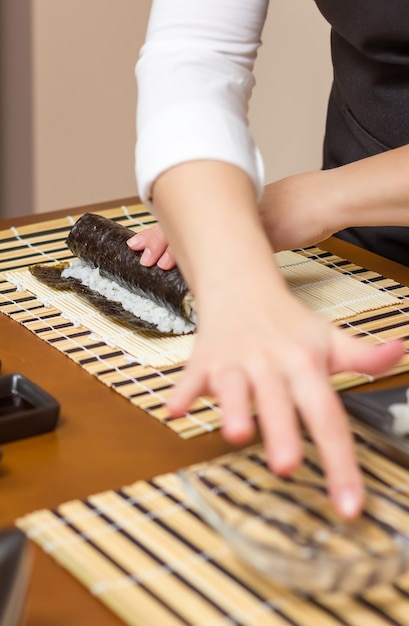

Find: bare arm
<box><xmin>149</xmin><ymin>159</ymin><xmax>404</xmax><ymax>519</ymax></box>
<box><xmin>129</xmin><ymin>144</ymin><xmax>409</xmax><ymax>260</ymax></box>
<box><xmin>133</xmin><ymin>0</ymin><xmax>405</xmax><ymax>519</ymax></box>
<box><xmin>259</xmin><ymin>144</ymin><xmax>409</xmax><ymax>251</ymax></box>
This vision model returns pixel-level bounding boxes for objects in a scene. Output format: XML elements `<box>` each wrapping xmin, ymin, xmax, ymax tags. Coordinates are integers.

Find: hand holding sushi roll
<box><xmin>148</xmin><ymin>159</ymin><xmax>404</xmax><ymax>520</ymax></box>
<box><xmin>127</xmin><ymin>223</ymin><xmax>177</xmax><ymax>270</ymax></box>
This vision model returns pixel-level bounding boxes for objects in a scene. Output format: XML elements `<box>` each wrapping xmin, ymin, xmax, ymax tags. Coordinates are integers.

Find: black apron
<box><xmin>314</xmin><ymin>0</ymin><xmax>409</xmax><ymax>265</ymax></box>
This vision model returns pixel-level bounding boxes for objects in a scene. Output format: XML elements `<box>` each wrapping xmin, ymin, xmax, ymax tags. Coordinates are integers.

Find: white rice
<box><xmin>61</xmin><ymin>259</ymin><xmax>195</xmax><ymax>335</ymax></box>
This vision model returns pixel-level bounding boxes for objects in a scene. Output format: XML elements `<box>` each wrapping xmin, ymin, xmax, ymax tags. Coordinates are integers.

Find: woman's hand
<box><xmin>130</xmin><ymin>160</ymin><xmax>405</xmax><ymax>520</ymax></box>
<box><xmin>127</xmin><ymin>223</ymin><xmax>177</xmax><ymax>269</ymax></box>
<box><xmin>167</xmin><ymin>257</ymin><xmax>404</xmax><ymax>519</ymax></box>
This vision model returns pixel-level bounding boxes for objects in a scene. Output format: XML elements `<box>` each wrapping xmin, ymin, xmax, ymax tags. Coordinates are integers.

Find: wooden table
<box><xmin>1</xmin><ymin>198</ymin><xmax>409</xmax><ymax>626</ymax></box>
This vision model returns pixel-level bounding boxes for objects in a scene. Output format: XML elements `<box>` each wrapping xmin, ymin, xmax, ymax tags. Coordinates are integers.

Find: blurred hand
<box><xmin>167</xmin><ymin>262</ymin><xmax>404</xmax><ymax>519</ymax></box>
<box><xmin>128</xmin><ymin>160</ymin><xmax>405</xmax><ymax>520</ymax></box>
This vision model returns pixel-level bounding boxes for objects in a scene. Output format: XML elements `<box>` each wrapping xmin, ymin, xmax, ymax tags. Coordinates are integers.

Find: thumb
<box><xmin>330</xmin><ymin>333</ymin><xmax>405</xmax><ymax>377</ymax></box>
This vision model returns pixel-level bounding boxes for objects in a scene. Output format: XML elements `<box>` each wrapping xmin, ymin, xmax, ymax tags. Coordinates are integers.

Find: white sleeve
<box><xmin>135</xmin><ymin>0</ymin><xmax>269</xmax><ymax>207</ymax></box>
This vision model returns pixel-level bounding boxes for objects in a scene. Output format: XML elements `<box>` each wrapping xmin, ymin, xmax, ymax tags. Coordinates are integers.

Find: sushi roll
<box><xmin>29</xmin><ymin>213</ymin><xmax>196</xmax><ymax>336</ymax></box>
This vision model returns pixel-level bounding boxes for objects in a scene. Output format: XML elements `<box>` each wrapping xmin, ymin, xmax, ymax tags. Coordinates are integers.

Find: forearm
<box><xmin>257</xmin><ymin>144</ymin><xmax>409</xmax><ymax>253</ymax></box>
<box><xmin>151</xmin><ymin>159</ymin><xmax>406</xmax><ymax>522</ymax></box>
<box><xmin>152</xmin><ymin>161</ymin><xmax>286</xmax><ymax>306</ymax></box>
<box><xmin>333</xmin><ymin>144</ymin><xmax>409</xmax><ymax>230</ymax></box>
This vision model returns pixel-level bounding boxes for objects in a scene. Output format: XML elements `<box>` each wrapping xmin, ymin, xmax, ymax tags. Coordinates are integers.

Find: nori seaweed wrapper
<box><xmin>29</xmin><ymin>262</ymin><xmax>176</xmax><ymax>335</ymax></box>
<box><xmin>66</xmin><ymin>213</ymin><xmax>194</xmax><ymax>321</ymax></box>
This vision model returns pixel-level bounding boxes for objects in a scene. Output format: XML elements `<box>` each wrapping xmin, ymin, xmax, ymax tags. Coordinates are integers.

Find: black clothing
<box><xmin>315</xmin><ymin>0</ymin><xmax>409</xmax><ymax>265</ymax></box>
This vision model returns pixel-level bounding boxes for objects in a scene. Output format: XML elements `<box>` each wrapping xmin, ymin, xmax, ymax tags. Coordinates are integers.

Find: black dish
<box><xmin>0</xmin><ymin>374</ymin><xmax>59</xmax><ymax>444</ymax></box>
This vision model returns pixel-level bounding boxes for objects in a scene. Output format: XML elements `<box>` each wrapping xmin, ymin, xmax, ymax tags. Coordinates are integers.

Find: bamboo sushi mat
<box><xmin>16</xmin><ymin>440</ymin><xmax>409</xmax><ymax>626</ymax></box>
<box><xmin>2</xmin><ymin>203</ymin><xmax>409</xmax><ymax>439</ymax></box>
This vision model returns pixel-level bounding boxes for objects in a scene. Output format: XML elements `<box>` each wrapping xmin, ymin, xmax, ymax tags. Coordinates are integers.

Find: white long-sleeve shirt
<box><xmin>135</xmin><ymin>0</ymin><xmax>269</xmax><ymax>207</ymax></box>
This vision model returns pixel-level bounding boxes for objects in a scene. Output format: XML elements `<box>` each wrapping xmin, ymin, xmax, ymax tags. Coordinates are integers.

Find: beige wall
<box><xmin>0</xmin><ymin>1</ymin><xmax>332</xmax><ymax>217</ymax></box>
<box><xmin>32</xmin><ymin>0</ymin><xmax>150</xmax><ymax>214</ymax></box>
<box><xmin>252</xmin><ymin>2</ymin><xmax>332</xmax><ymax>183</ymax></box>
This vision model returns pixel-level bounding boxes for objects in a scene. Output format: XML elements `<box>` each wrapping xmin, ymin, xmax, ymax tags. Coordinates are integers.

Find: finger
<box><xmin>292</xmin><ymin>370</ymin><xmax>364</xmax><ymax>519</ymax></box>
<box><xmin>127</xmin><ymin>224</ymin><xmax>166</xmax><ymax>249</ymax></box>
<box><xmin>254</xmin><ymin>372</ymin><xmax>303</xmax><ymax>476</ymax></box>
<box><xmin>126</xmin><ymin>233</ymin><xmax>145</xmax><ymax>250</ymax></box>
<box><xmin>127</xmin><ymin>224</ymin><xmax>169</xmax><ymax>267</ymax></box>
<box><xmin>210</xmin><ymin>367</ymin><xmax>254</xmax><ymax>444</ymax></box>
<box><xmin>157</xmin><ymin>248</ymin><xmax>177</xmax><ymax>270</ymax></box>
<box><xmin>139</xmin><ymin>248</ymin><xmax>154</xmax><ymax>266</ymax></box>
<box><xmin>167</xmin><ymin>362</ymin><xmax>207</xmax><ymax>417</ymax></box>
<box><xmin>329</xmin><ymin>332</ymin><xmax>404</xmax><ymax>376</ymax></box>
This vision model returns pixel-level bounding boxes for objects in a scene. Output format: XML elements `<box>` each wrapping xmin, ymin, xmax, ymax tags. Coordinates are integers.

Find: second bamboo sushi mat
<box><xmin>16</xmin><ymin>440</ymin><xmax>409</xmax><ymax>626</ymax></box>
<box><xmin>2</xmin><ymin>203</ymin><xmax>409</xmax><ymax>439</ymax></box>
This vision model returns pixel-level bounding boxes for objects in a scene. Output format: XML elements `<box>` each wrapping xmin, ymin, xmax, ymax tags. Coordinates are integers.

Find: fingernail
<box><xmin>158</xmin><ymin>251</ymin><xmax>170</xmax><ymax>269</ymax></box>
<box><xmin>127</xmin><ymin>234</ymin><xmax>143</xmax><ymax>247</ymax></box>
<box><xmin>338</xmin><ymin>487</ymin><xmax>361</xmax><ymax>518</ymax></box>
<box><xmin>271</xmin><ymin>447</ymin><xmax>300</xmax><ymax>476</ymax></box>
<box><xmin>140</xmin><ymin>249</ymin><xmax>152</xmax><ymax>266</ymax></box>
<box><xmin>222</xmin><ymin>421</ymin><xmax>252</xmax><ymax>444</ymax></box>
